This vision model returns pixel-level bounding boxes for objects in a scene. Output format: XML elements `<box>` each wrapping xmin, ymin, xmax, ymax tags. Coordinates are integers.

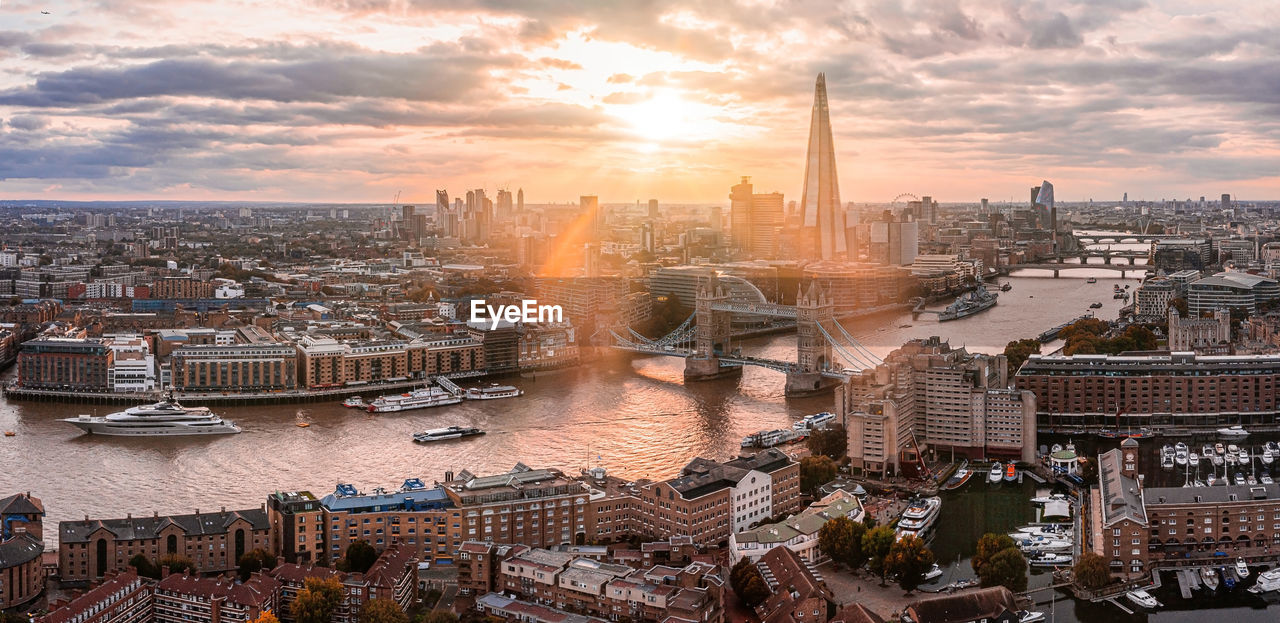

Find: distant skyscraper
<box><xmin>729</xmin><ymin>176</ymin><xmax>784</xmax><ymax>259</ymax></box>
<box><xmin>799</xmin><ymin>73</ymin><xmax>847</xmax><ymax>260</ymax></box>
<box><xmin>497</xmin><ymin>189</ymin><xmax>513</xmax><ymax>220</ymax></box>
<box><xmin>1222</xmin><ymin>193</ymin><xmax>1232</xmax><ymax>210</ymax></box>
<box><xmin>921</xmin><ymin>195</ymin><xmax>935</xmax><ymax>224</ymax></box>
<box><xmin>648</xmin><ymin>199</ymin><xmax>659</xmax><ymax>220</ymax></box>
<box><xmin>517</xmin><ymin>188</ymin><xmax>524</xmax><ymax>213</ymax></box>
<box><xmin>980</xmin><ymin>198</ymin><xmax>989</xmax><ymax>214</ymax></box>
<box><xmin>581</xmin><ymin>195</ymin><xmax>601</xmax><ymax>239</ymax></box>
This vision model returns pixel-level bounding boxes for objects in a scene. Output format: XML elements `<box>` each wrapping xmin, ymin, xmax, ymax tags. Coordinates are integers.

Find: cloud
<box><xmin>538</xmin><ymin>57</ymin><xmax>582</xmax><ymax>70</ymax></box>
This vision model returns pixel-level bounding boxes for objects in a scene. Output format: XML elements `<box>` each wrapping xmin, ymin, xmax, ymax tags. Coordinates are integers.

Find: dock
<box><xmin>1104</xmin><ymin>597</ymin><xmax>1134</xmax><ymax>615</ymax></box>
<box><xmin>1175</xmin><ymin>568</ymin><xmax>1200</xmax><ymax>599</ymax></box>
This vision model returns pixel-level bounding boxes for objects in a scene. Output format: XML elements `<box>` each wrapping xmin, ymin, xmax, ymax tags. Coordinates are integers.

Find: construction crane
<box><xmin>905</xmin><ymin>427</ymin><xmax>931</xmax><ymax>480</ymax></box>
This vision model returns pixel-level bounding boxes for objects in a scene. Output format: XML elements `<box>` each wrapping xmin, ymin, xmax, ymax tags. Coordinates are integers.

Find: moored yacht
<box><xmin>1126</xmin><ymin>589</ymin><xmax>1161</xmax><ymax>609</ymax></box>
<box><xmin>989</xmin><ymin>463</ymin><xmax>1004</xmax><ymax>484</ymax></box>
<box><xmin>368</xmin><ymin>386</ymin><xmax>463</xmax><ymax>413</ymax></box>
<box><xmin>61</xmin><ymin>396</ymin><xmax>240</xmax><ymax>436</ymax></box>
<box><xmin>342</xmin><ymin>396</ymin><xmax>365</xmax><ymax>408</ymax></box>
<box><xmin>1219</xmin><ymin>425</ymin><xmax>1250</xmax><ymax>437</ymax></box>
<box><xmin>896</xmin><ymin>497</ymin><xmax>942</xmax><ymax>540</ymax></box>
<box><xmin>1237</xmin><ymin>558</ymin><xmax>1251</xmax><ymax>578</ymax></box>
<box><xmin>1248</xmin><ymin>568</ymin><xmax>1280</xmax><ymax>594</ymax></box>
<box><xmin>465</xmin><ymin>384</ymin><xmax>522</xmax><ymax>400</ymax></box>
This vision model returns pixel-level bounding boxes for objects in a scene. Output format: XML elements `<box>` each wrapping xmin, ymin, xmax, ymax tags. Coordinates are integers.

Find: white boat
<box><xmin>1264</xmin><ymin>448</ymin><xmax>1275</xmax><ymax>465</ymax></box>
<box><xmin>1161</xmin><ymin>444</ymin><xmax>1175</xmax><ymax>458</ymax></box>
<box><xmin>1213</xmin><ymin>454</ymin><xmax>1224</xmax><ymax>466</ymax></box>
<box><xmin>60</xmin><ymin>396</ymin><xmax>240</xmax><ymax>436</ymax></box>
<box><xmin>743</xmin><ymin>428</ymin><xmax>804</xmax><ymax>448</ymax></box>
<box><xmin>1237</xmin><ymin>558</ymin><xmax>1250</xmax><ymax>578</ymax></box>
<box><xmin>793</xmin><ymin>411</ymin><xmax>836</xmax><ymax>432</ymax></box>
<box><xmin>989</xmin><ymin>463</ymin><xmax>1004</xmax><ymax>483</ymax></box>
<box><xmin>1190</xmin><ymin>451</ymin><xmax>1199</xmax><ymax>463</ymax></box>
<box><xmin>464</xmin><ymin>384</ymin><xmax>522</xmax><ymax>400</ymax></box>
<box><xmin>1248</xmin><ymin>568</ymin><xmax>1280</xmax><ymax>594</ymax></box>
<box><xmin>1028</xmin><ymin>552</ymin><xmax>1073</xmax><ymax>566</ymax></box>
<box><xmin>1226</xmin><ymin>452</ymin><xmax>1238</xmax><ymax>465</ymax></box>
<box><xmin>1235</xmin><ymin>473</ymin><xmax>1248</xmax><ymax>486</ymax></box>
<box><xmin>1207</xmin><ymin>473</ymin><xmax>1218</xmax><ymax>486</ymax></box>
<box><xmin>1216</xmin><ymin>443</ymin><xmax>1226</xmax><ymax>455</ymax></box>
<box><xmin>1012</xmin><ymin>524</ymin><xmax>1068</xmax><ymax>537</ymax></box>
<box><xmin>1202</xmin><ymin>566</ymin><xmax>1220</xmax><ymax>591</ymax></box>
<box><xmin>923</xmin><ymin>563</ymin><xmax>943</xmax><ymax>581</ymax></box>
<box><xmin>896</xmin><ymin>497</ymin><xmax>943</xmax><ymax>539</ymax></box>
<box><xmin>342</xmin><ymin>396</ymin><xmax>365</xmax><ymax>408</ymax></box>
<box><xmin>1161</xmin><ymin>455</ymin><xmax>1175</xmax><ymax>470</ymax></box>
<box><xmin>1263</xmin><ymin>474</ymin><xmax>1275</xmax><ymax>485</ymax></box>
<box><xmin>412</xmin><ymin>426</ymin><xmax>485</xmax><ymax>442</ymax></box>
<box><xmin>1240</xmin><ymin>449</ymin><xmax>1251</xmax><ymax>464</ymax></box>
<box><xmin>1030</xmin><ymin>493</ymin><xmax>1069</xmax><ymax>505</ymax></box>
<box><xmin>1229</xmin><ymin>444</ymin><xmax>1241</xmax><ymax>454</ymax></box>
<box><xmin>1175</xmin><ymin>443</ymin><xmax>1188</xmax><ymax>466</ymax></box>
<box><xmin>367</xmin><ymin>386</ymin><xmax>463</xmax><ymax>413</ymax></box>
<box><xmin>1248</xmin><ymin>474</ymin><xmax>1259</xmax><ymax>486</ymax></box>
<box><xmin>1018</xmin><ymin>611</ymin><xmax>1046</xmax><ymax>623</ymax></box>
<box><xmin>1202</xmin><ymin>444</ymin><xmax>1215</xmax><ymax>458</ymax></box>
<box><xmin>1219</xmin><ymin>426</ymin><xmax>1250</xmax><ymax>437</ymax></box>
<box><xmin>1016</xmin><ymin>537</ymin><xmax>1073</xmax><ymax>552</ymax></box>
<box><xmin>1125</xmin><ymin>589</ymin><xmax>1161</xmax><ymax>609</ymax></box>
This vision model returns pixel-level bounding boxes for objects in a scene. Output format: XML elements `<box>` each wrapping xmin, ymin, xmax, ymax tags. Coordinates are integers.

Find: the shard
<box><xmin>799</xmin><ymin>73</ymin><xmax>847</xmax><ymax>260</ymax></box>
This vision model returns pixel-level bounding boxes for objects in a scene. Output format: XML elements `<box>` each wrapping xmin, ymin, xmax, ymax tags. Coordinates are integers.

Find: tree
<box><xmin>1168</xmin><ymin>297</ymin><xmax>1189</xmax><ymax>317</ymax></box>
<box><xmin>1003</xmin><ymin>339</ymin><xmax>1041</xmax><ymax>375</ymax></box>
<box><xmin>417</xmin><ymin>613</ymin><xmax>459</xmax><ymax>623</ymax></box>
<box><xmin>861</xmin><ymin>526</ymin><xmax>897</xmax><ymax>583</ymax></box>
<box><xmin>972</xmin><ymin>533</ymin><xmax>1016</xmax><ymax>574</ymax></box>
<box><xmin>359</xmin><ymin>599</ymin><xmax>409</xmax><ymax>623</ymax></box>
<box><xmin>885</xmin><ymin>534</ymin><xmax>936</xmax><ymax>593</ymax></box>
<box><xmin>128</xmin><ymin>554</ymin><xmax>157</xmax><ymax>578</ymax></box>
<box><xmin>292</xmin><ymin>576</ymin><xmax>344</xmax><ymax>623</ymax></box>
<box><xmin>158</xmin><ymin>554</ymin><xmax>196</xmax><ymax>576</ymax></box>
<box><xmin>818</xmin><ymin>516</ymin><xmax>867</xmax><ymax>569</ymax></box>
<box><xmin>806</xmin><ymin>425</ymin><xmax>847</xmax><ymax>460</ymax></box>
<box><xmin>978</xmin><ymin>547</ymin><xmax>1027</xmax><ymax>593</ymax></box>
<box><xmin>729</xmin><ymin>558</ymin><xmax>770</xmax><ymax>608</ymax></box>
<box><xmin>800</xmin><ymin>455</ymin><xmax>838</xmax><ymax>495</ymax></box>
<box><xmin>250</xmin><ymin>611</ymin><xmax>281</xmax><ymax>623</ymax></box>
<box><xmin>338</xmin><ymin>539</ymin><xmax>378</xmax><ymax>574</ymax></box>
<box><xmin>1073</xmin><ymin>551</ymin><xmax>1113</xmax><ymax>590</ymax></box>
<box><xmin>1079</xmin><ymin>457</ymin><xmax>1099</xmax><ymax>484</ymax></box>
<box><xmin>238</xmin><ymin>548</ymin><xmax>279</xmax><ymax>580</ymax></box>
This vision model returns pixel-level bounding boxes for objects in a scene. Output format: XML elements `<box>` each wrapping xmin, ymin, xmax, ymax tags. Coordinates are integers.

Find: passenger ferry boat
<box><xmin>412</xmin><ymin>426</ymin><xmax>485</xmax><ymax>443</ymax></box>
<box><xmin>61</xmin><ymin>395</ymin><xmax>240</xmax><ymax>436</ymax></box>
<box><xmin>741</xmin><ymin>428</ymin><xmax>804</xmax><ymax>449</ymax></box>
<box><xmin>792</xmin><ymin>412</ymin><xmax>836</xmax><ymax>432</ymax></box>
<box><xmin>342</xmin><ymin>396</ymin><xmax>366</xmax><ymax>408</ymax></box>
<box><xmin>465</xmin><ymin>384</ymin><xmax>522</xmax><ymax>400</ymax></box>
<box><xmin>895</xmin><ymin>497</ymin><xmax>942</xmax><ymax>540</ymax></box>
<box><xmin>367</xmin><ymin>386</ymin><xmax>463</xmax><ymax>413</ymax></box>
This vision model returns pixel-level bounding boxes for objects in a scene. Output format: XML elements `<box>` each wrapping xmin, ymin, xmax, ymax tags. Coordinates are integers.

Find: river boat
<box><xmin>1126</xmin><ymin>589</ymin><xmax>1161</xmax><ymax>609</ymax></box>
<box><xmin>896</xmin><ymin>497</ymin><xmax>942</xmax><ymax>540</ymax></box>
<box><xmin>792</xmin><ymin>412</ymin><xmax>836</xmax><ymax>432</ymax></box>
<box><xmin>413</xmin><ymin>426</ymin><xmax>485</xmax><ymax>442</ymax></box>
<box><xmin>367</xmin><ymin>386</ymin><xmax>463</xmax><ymax>413</ymax></box>
<box><xmin>342</xmin><ymin>396</ymin><xmax>365</xmax><ymax>408</ymax></box>
<box><xmin>742</xmin><ymin>428</ymin><xmax>804</xmax><ymax>449</ymax></box>
<box><xmin>938</xmin><ymin>289</ymin><xmax>998</xmax><ymax>322</ymax></box>
<box><xmin>1219</xmin><ymin>426</ymin><xmax>1250</xmax><ymax>437</ymax></box>
<box><xmin>465</xmin><ymin>384</ymin><xmax>522</xmax><ymax>400</ymax></box>
<box><xmin>61</xmin><ymin>397</ymin><xmax>240</xmax><ymax>436</ymax></box>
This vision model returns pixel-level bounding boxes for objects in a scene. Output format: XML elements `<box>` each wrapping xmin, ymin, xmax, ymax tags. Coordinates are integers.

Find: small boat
<box><xmin>1030</xmin><ymin>493</ymin><xmax>1069</xmax><ymax>505</ymax></box>
<box><xmin>1216</xmin><ymin>443</ymin><xmax>1226</xmax><ymax>455</ymax></box>
<box><xmin>1190</xmin><ymin>451</ymin><xmax>1199</xmax><ymax>463</ymax></box>
<box><xmin>1087</xmin><ymin>277</ymin><xmax>1098</xmax><ymax>284</ymax></box>
<box><xmin>989</xmin><ymin>463</ymin><xmax>1004</xmax><ymax>484</ymax></box>
<box><xmin>1175</xmin><ymin>443</ymin><xmax>1188</xmax><ymax>466</ymax></box>
<box><xmin>1162</xmin><ymin>444</ymin><xmax>1175</xmax><ymax>457</ymax></box>
<box><xmin>1207</xmin><ymin>473</ymin><xmax>1217</xmax><ymax>486</ymax></box>
<box><xmin>1262</xmin><ymin>473</ymin><xmax>1274</xmax><ymax>485</ymax></box>
<box><xmin>1125</xmin><ymin>589</ymin><xmax>1161</xmax><ymax>609</ymax></box>
<box><xmin>1161</xmin><ymin>455</ymin><xmax>1174</xmax><ymax>469</ymax></box>
<box><xmin>296</xmin><ymin>422</ymin><xmax>311</xmax><ymax>428</ymax></box>
<box><xmin>342</xmin><ymin>396</ymin><xmax>365</xmax><ymax>408</ymax></box>
<box><xmin>1221</xmin><ymin>567</ymin><xmax>1236</xmax><ymax>589</ymax></box>
<box><xmin>1018</xmin><ymin>611</ymin><xmax>1045</xmax><ymax>623</ymax></box>
<box><xmin>1237</xmin><ymin>558</ymin><xmax>1251</xmax><ymax>578</ymax></box>
<box><xmin>1219</xmin><ymin>426</ymin><xmax>1250</xmax><ymax>437</ymax></box>
<box><xmin>2</xmin><ymin>431</ymin><xmax>13</xmax><ymax>437</ymax></box>
<box><xmin>1001</xmin><ymin>283</ymin><xmax>1012</xmax><ymax>291</ymax></box>
<box><xmin>1239</xmin><ymin>449</ymin><xmax>1250</xmax><ymax>463</ymax></box>
<box><xmin>1012</xmin><ymin>525</ymin><xmax>1068</xmax><ymax>538</ymax></box>
<box><xmin>793</xmin><ymin>412</ymin><xmax>836</xmax><ymax>432</ymax></box>
<box><xmin>943</xmin><ymin>468</ymin><xmax>974</xmax><ymax>491</ymax></box>
<box><xmin>1248</xmin><ymin>475</ymin><xmax>1259</xmax><ymax>486</ymax></box>
<box><xmin>1203</xmin><ymin>444</ymin><xmax>1214</xmax><ymax>457</ymax></box>
<box><xmin>1016</xmin><ymin>537</ymin><xmax>1073</xmax><ymax>552</ymax></box>
<box><xmin>1268</xmin><ymin>441</ymin><xmax>1280</xmax><ymax>455</ymax></box>
<box><xmin>1264</xmin><ymin>448</ymin><xmax>1275</xmax><ymax>465</ymax></box>
<box><xmin>1193</xmin><ymin>479</ymin><xmax>1206</xmax><ymax>487</ymax></box>
<box><xmin>1096</xmin><ymin>429</ymin><xmax>1119</xmax><ymax>439</ymax></box>
<box><xmin>1004</xmin><ymin>463</ymin><xmax>1017</xmax><ymax>482</ymax></box>
<box><xmin>1202</xmin><ymin>566</ymin><xmax>1220</xmax><ymax>591</ymax></box>
<box><xmin>1234</xmin><ymin>473</ymin><xmax>1247</xmax><ymax>486</ymax></box>
<box><xmin>1248</xmin><ymin>568</ymin><xmax>1280</xmax><ymax>594</ymax></box>
<box><xmin>413</xmin><ymin>426</ymin><xmax>485</xmax><ymax>443</ymax></box>
<box><xmin>1089</xmin><ymin>302</ymin><xmax>1103</xmax><ymax>309</ymax></box>
<box><xmin>924</xmin><ymin>563</ymin><xmax>943</xmax><ymax>581</ymax></box>
<box><xmin>1028</xmin><ymin>552</ymin><xmax>1073</xmax><ymax>566</ymax></box>
<box><xmin>1213</xmin><ymin>454</ymin><xmax>1224</xmax><ymax>466</ymax></box>
<box><xmin>1229</xmin><ymin>444</ymin><xmax>1240</xmax><ymax>454</ymax></box>
<box><xmin>465</xmin><ymin>384</ymin><xmax>522</xmax><ymax>400</ymax></box>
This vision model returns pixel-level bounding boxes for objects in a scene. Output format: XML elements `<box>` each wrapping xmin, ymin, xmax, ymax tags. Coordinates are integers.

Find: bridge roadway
<box><xmin>707</xmin><ymin>301</ymin><xmax>797</xmax><ymax>318</ymax></box>
<box><xmin>1009</xmin><ymin>263</ymin><xmax>1143</xmax><ymax>277</ymax></box>
<box><xmin>611</xmin><ymin>344</ymin><xmax>854</xmax><ymax>378</ymax></box>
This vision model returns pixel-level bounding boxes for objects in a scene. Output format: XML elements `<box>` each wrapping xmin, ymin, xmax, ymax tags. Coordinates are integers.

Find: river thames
<box><xmin>12</xmin><ymin>256</ymin><xmax>1273</xmax><ymax>620</ymax></box>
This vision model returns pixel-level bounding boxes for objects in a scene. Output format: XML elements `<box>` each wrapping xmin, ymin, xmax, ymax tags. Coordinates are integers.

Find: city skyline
<box><xmin>0</xmin><ymin>1</ymin><xmax>1278</xmax><ymax>204</ymax></box>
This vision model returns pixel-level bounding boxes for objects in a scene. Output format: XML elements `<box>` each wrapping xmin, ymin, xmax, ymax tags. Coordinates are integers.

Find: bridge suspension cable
<box><xmin>815</xmin><ymin>321</ymin><xmax>874</xmax><ymax>370</ymax></box>
<box><xmin>833</xmin><ymin>322</ymin><xmax>883</xmax><ymax>364</ymax></box>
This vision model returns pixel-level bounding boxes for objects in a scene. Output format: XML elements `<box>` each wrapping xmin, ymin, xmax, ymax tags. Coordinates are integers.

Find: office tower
<box><xmin>1123</xmin><ymin>192</ymin><xmax>1128</xmax><ymax>206</ymax></box>
<box><xmin>710</xmin><ymin>206</ymin><xmax>723</xmax><ymax>234</ymax></box>
<box><xmin>648</xmin><ymin>199</ymin><xmax>659</xmax><ymax>220</ymax></box>
<box><xmin>869</xmin><ymin>217</ymin><xmax>918</xmax><ymax>266</ymax></box>
<box><xmin>799</xmin><ymin>73</ymin><xmax>847</xmax><ymax>260</ymax></box>
<box><xmin>496</xmin><ymin>189</ymin><xmax>513</xmax><ymax>221</ymax></box>
<box><xmin>581</xmin><ymin>195</ymin><xmax>601</xmax><ymax>239</ymax></box>
<box><xmin>641</xmin><ymin>221</ymin><xmax>656</xmax><ymax>253</ymax></box>
<box><xmin>1222</xmin><ymin>193</ymin><xmax>1232</xmax><ymax>210</ymax></box>
<box><xmin>920</xmin><ymin>196</ymin><xmax>935</xmax><ymax>224</ymax></box>
<box><xmin>517</xmin><ymin>188</ymin><xmax>524</xmax><ymax>213</ymax></box>
<box><xmin>981</xmin><ymin>198</ymin><xmax>989</xmax><ymax>214</ymax></box>
<box><xmin>729</xmin><ymin>176</ymin><xmax>784</xmax><ymax>258</ymax></box>
<box><xmin>402</xmin><ymin>204</ymin><xmax>414</xmax><ymax>223</ymax></box>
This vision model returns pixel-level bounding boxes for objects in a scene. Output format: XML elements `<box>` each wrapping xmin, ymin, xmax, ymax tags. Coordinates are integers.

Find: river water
<box><xmin>5</xmin><ymin>242</ymin><xmax>1272</xmax><ymax>619</ymax></box>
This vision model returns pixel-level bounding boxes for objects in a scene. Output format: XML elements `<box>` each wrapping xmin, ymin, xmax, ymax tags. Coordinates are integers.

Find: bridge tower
<box><xmin>786</xmin><ymin>281</ymin><xmax>838</xmax><ymax>396</ymax></box>
<box><xmin>684</xmin><ymin>272</ymin><xmax>742</xmax><ymax>381</ymax></box>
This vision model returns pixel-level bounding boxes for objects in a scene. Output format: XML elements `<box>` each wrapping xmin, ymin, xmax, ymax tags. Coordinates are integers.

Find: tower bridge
<box><xmin>610</xmin><ymin>273</ymin><xmax>881</xmax><ymax>396</ymax></box>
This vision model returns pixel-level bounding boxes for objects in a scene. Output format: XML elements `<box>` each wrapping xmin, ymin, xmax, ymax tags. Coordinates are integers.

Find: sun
<box><xmin>617</xmin><ymin>90</ymin><xmax>707</xmax><ymax>143</ymax></box>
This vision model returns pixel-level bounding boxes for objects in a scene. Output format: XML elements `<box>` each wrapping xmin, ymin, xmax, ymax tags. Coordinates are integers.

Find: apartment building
<box><xmin>151</xmin><ymin>277</ymin><xmax>215</xmax><ymax>300</ymax></box>
<box><xmin>753</xmin><ymin>546</ymin><xmax>834</xmax><ymax>623</ymax></box>
<box><xmin>38</xmin><ymin>570</ymin><xmax>151</xmax><ymax>623</ymax></box>
<box><xmin>730</xmin><ymin>490</ymin><xmax>863</xmax><ymax>565</ymax></box>
<box><xmin>440</xmin><ymin>465</ymin><xmax>594</xmax><ymax>551</ymax></box>
<box><xmin>170</xmin><ymin>344</ymin><xmax>298</xmax><ymax>392</ymax></box>
<box><xmin>153</xmin><ymin>572</ymin><xmax>280</xmax><ymax>623</ymax></box>
<box><xmin>1015</xmin><ymin>351</ymin><xmax>1280</xmax><ymax>428</ymax></box>
<box><xmin>16</xmin><ymin>337</ymin><xmax>113</xmax><ymax>391</ymax></box>
<box><xmin>268</xmin><ymin>545</ymin><xmax>417</xmax><ymax>623</ymax></box>
<box><xmin>59</xmin><ymin>508</ymin><xmax>270</xmax><ymax>582</ymax></box>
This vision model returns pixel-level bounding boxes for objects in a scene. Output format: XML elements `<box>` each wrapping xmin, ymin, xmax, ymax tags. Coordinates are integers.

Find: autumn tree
<box><xmin>250</xmin><ymin>611</ymin><xmax>281</xmax><ymax>623</ymax></box>
<box><xmin>730</xmin><ymin>558</ymin><xmax>771</xmax><ymax>608</ymax></box>
<box><xmin>806</xmin><ymin>425</ymin><xmax>848</xmax><ymax>460</ymax></box>
<box><xmin>800</xmin><ymin>455</ymin><xmax>838</xmax><ymax>495</ymax></box>
<box><xmin>417</xmin><ymin>613</ymin><xmax>459</xmax><ymax>623</ymax></box>
<box><xmin>818</xmin><ymin>516</ymin><xmax>866</xmax><ymax>569</ymax></box>
<box><xmin>158</xmin><ymin>554</ymin><xmax>196</xmax><ymax>576</ymax></box>
<box><xmin>1003</xmin><ymin>339</ymin><xmax>1041</xmax><ymax>374</ymax></box>
<box><xmin>338</xmin><ymin>539</ymin><xmax>379</xmax><ymax>574</ymax></box>
<box><xmin>129</xmin><ymin>554</ymin><xmax>157</xmax><ymax>578</ymax></box>
<box><xmin>978</xmin><ymin>548</ymin><xmax>1027</xmax><ymax>593</ymax></box>
<box><xmin>359</xmin><ymin>599</ymin><xmax>409</xmax><ymax>623</ymax></box>
<box><xmin>885</xmin><ymin>534</ymin><xmax>936</xmax><ymax>593</ymax></box>
<box><xmin>292</xmin><ymin>576</ymin><xmax>345</xmax><ymax>623</ymax></box>
<box><xmin>972</xmin><ymin>533</ymin><xmax>1016</xmax><ymax>573</ymax></box>
<box><xmin>238</xmin><ymin>548</ymin><xmax>279</xmax><ymax>580</ymax></box>
<box><xmin>1073</xmin><ymin>551</ymin><xmax>1113</xmax><ymax>590</ymax></box>
<box><xmin>861</xmin><ymin>526</ymin><xmax>898</xmax><ymax>584</ymax></box>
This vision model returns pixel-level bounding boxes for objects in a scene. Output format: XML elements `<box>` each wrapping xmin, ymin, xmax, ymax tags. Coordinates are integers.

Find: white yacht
<box><xmin>1175</xmin><ymin>443</ymin><xmax>1188</xmax><ymax>466</ymax></box>
<box><xmin>1219</xmin><ymin>426</ymin><xmax>1250</xmax><ymax>437</ymax></box>
<box><xmin>989</xmin><ymin>463</ymin><xmax>1004</xmax><ymax>484</ymax></box>
<box><xmin>742</xmin><ymin>428</ymin><xmax>803</xmax><ymax>449</ymax></box>
<box><xmin>1028</xmin><ymin>552</ymin><xmax>1073</xmax><ymax>567</ymax></box>
<box><xmin>923</xmin><ymin>563</ymin><xmax>943</xmax><ymax>581</ymax></box>
<box><xmin>1237</xmin><ymin>558</ymin><xmax>1251</xmax><ymax>578</ymax></box>
<box><xmin>1248</xmin><ymin>568</ymin><xmax>1280</xmax><ymax>594</ymax></box>
<box><xmin>62</xmin><ymin>397</ymin><xmax>240</xmax><ymax>436</ymax></box>
<box><xmin>1018</xmin><ymin>611</ymin><xmax>1046</xmax><ymax>623</ymax></box>
<box><xmin>367</xmin><ymin>386</ymin><xmax>463</xmax><ymax>413</ymax></box>
<box><xmin>1126</xmin><ymin>589</ymin><xmax>1161</xmax><ymax>609</ymax></box>
<box><xmin>412</xmin><ymin>426</ymin><xmax>485</xmax><ymax>442</ymax></box>
<box><xmin>465</xmin><ymin>384</ymin><xmax>522</xmax><ymax>400</ymax></box>
<box><xmin>896</xmin><ymin>497</ymin><xmax>942</xmax><ymax>539</ymax></box>
<box><xmin>1016</xmin><ymin>536</ymin><xmax>1073</xmax><ymax>552</ymax></box>
<box><xmin>792</xmin><ymin>412</ymin><xmax>836</xmax><ymax>432</ymax></box>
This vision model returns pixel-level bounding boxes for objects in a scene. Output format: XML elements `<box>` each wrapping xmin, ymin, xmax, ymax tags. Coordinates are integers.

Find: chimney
<box><xmin>161</xmin><ymin>565</ymin><xmax>171</xmax><ymax>578</ymax></box>
<box><xmin>127</xmin><ymin>513</ymin><xmax>132</xmax><ymax>519</ymax></box>
<box><xmin>154</xmin><ymin>511</ymin><xmax>159</xmax><ymax>518</ymax></box>
<box><xmin>221</xmin><ymin>506</ymin><xmax>226</xmax><ymax>514</ymax></box>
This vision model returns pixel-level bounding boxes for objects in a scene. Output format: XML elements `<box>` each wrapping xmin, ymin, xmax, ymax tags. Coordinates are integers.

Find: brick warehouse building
<box><xmin>0</xmin><ymin>493</ymin><xmax>45</xmax><ymax>609</ymax></box>
<box><xmin>17</xmin><ymin>337</ymin><xmax>113</xmax><ymax>391</ymax></box>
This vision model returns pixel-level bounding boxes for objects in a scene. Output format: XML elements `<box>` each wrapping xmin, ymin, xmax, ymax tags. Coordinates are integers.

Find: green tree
<box><xmin>238</xmin><ymin>548</ymin><xmax>279</xmax><ymax>580</ymax></box>
<box><xmin>800</xmin><ymin>455</ymin><xmax>838</xmax><ymax>495</ymax></box>
<box><xmin>886</xmin><ymin>534</ymin><xmax>936</xmax><ymax>593</ymax></box>
<box><xmin>972</xmin><ymin>533</ymin><xmax>1016</xmax><ymax>574</ymax></box>
<box><xmin>1003</xmin><ymin>339</ymin><xmax>1041</xmax><ymax>374</ymax></box>
<box><xmin>861</xmin><ymin>526</ymin><xmax>897</xmax><ymax>583</ymax></box>
<box><xmin>158</xmin><ymin>554</ymin><xmax>196</xmax><ymax>576</ymax></box>
<box><xmin>1073</xmin><ymin>551</ymin><xmax>1113</xmax><ymax>589</ymax></box>
<box><xmin>338</xmin><ymin>539</ymin><xmax>379</xmax><ymax>573</ymax></box>
<box><xmin>978</xmin><ymin>547</ymin><xmax>1027</xmax><ymax>592</ymax></box>
<box><xmin>817</xmin><ymin>516</ymin><xmax>866</xmax><ymax>569</ymax></box>
<box><xmin>128</xmin><ymin>554</ymin><xmax>157</xmax><ymax>578</ymax></box>
<box><xmin>729</xmin><ymin>558</ymin><xmax>770</xmax><ymax>608</ymax></box>
<box><xmin>359</xmin><ymin>598</ymin><xmax>409</xmax><ymax>623</ymax></box>
<box><xmin>292</xmin><ymin>576</ymin><xmax>345</xmax><ymax>623</ymax></box>
<box><xmin>806</xmin><ymin>425</ymin><xmax>848</xmax><ymax>460</ymax></box>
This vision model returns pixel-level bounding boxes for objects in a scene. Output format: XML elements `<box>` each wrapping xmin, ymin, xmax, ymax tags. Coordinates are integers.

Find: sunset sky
<box><xmin>1</xmin><ymin>0</ymin><xmax>1277</xmax><ymax>204</ymax></box>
